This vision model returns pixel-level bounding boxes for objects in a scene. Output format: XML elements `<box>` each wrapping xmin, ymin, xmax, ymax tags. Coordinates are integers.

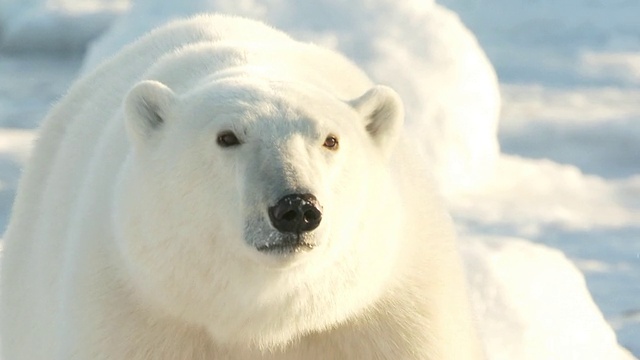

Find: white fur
<box><xmin>1</xmin><ymin>14</ymin><xmax>483</xmax><ymax>359</ymax></box>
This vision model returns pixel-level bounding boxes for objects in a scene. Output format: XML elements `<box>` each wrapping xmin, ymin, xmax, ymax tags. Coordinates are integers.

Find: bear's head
<box><xmin>114</xmin><ymin>75</ymin><xmax>405</xmax><ymax>348</ymax></box>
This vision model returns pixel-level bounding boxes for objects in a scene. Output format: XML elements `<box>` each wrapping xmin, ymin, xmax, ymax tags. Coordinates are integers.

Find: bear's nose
<box><xmin>268</xmin><ymin>194</ymin><xmax>323</xmax><ymax>233</ymax></box>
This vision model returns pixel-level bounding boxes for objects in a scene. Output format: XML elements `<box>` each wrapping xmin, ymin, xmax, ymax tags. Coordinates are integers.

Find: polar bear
<box><xmin>1</xmin><ymin>14</ymin><xmax>483</xmax><ymax>360</ymax></box>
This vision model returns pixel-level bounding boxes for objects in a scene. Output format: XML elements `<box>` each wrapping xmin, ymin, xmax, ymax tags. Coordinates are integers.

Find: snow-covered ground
<box><xmin>440</xmin><ymin>0</ymin><xmax>640</xmax><ymax>355</ymax></box>
<box><xmin>0</xmin><ymin>0</ymin><xmax>638</xmax><ymax>358</ymax></box>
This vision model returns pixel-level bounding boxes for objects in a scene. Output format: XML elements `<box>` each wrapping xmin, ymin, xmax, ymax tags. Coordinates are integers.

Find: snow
<box><xmin>0</xmin><ymin>0</ymin><xmax>638</xmax><ymax>358</ymax></box>
<box><xmin>462</xmin><ymin>236</ymin><xmax>636</xmax><ymax>360</ymax></box>
<box><xmin>0</xmin><ymin>0</ymin><xmax>127</xmax><ymax>53</ymax></box>
<box><xmin>0</xmin><ymin>129</ymin><xmax>35</xmax><ymax>231</ymax></box>
<box><xmin>440</xmin><ymin>0</ymin><xmax>640</xmax><ymax>355</ymax></box>
<box><xmin>449</xmin><ymin>156</ymin><xmax>640</xmax><ymax>235</ymax></box>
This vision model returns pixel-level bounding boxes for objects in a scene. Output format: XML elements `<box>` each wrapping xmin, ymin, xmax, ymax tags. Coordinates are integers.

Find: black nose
<box><xmin>268</xmin><ymin>194</ymin><xmax>323</xmax><ymax>233</ymax></box>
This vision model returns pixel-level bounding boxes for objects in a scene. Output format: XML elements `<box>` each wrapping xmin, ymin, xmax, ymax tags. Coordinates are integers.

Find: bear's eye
<box><xmin>323</xmin><ymin>135</ymin><xmax>339</xmax><ymax>150</ymax></box>
<box><xmin>217</xmin><ymin>131</ymin><xmax>240</xmax><ymax>148</ymax></box>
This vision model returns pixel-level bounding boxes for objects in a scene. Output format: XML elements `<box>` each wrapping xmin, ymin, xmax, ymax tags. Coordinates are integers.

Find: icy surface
<box><xmin>0</xmin><ymin>0</ymin><xmax>638</xmax><ymax>358</ymax></box>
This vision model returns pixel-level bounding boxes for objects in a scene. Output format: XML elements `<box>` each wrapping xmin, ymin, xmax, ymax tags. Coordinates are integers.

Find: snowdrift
<box><xmin>462</xmin><ymin>236</ymin><xmax>636</xmax><ymax>360</ymax></box>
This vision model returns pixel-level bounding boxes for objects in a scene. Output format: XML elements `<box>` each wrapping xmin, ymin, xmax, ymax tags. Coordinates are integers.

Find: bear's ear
<box><xmin>349</xmin><ymin>85</ymin><xmax>404</xmax><ymax>157</ymax></box>
<box><xmin>124</xmin><ymin>80</ymin><xmax>176</xmax><ymax>145</ymax></box>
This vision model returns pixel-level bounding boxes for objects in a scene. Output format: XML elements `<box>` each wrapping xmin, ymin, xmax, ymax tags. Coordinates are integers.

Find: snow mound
<box><xmin>0</xmin><ymin>129</ymin><xmax>34</xmax><ymax>164</ymax></box>
<box><xmin>498</xmin><ymin>84</ymin><xmax>640</xmax><ymax>179</ymax></box>
<box><xmin>580</xmin><ymin>51</ymin><xmax>640</xmax><ymax>85</ymax></box>
<box><xmin>461</xmin><ymin>236</ymin><xmax>636</xmax><ymax>360</ymax></box>
<box><xmin>449</xmin><ymin>155</ymin><xmax>640</xmax><ymax>236</ymax></box>
<box><xmin>500</xmin><ymin>85</ymin><xmax>640</xmax><ymax>129</ymax></box>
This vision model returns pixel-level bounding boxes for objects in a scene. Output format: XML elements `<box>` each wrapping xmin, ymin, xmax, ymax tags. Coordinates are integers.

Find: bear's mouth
<box><xmin>256</xmin><ymin>234</ymin><xmax>316</xmax><ymax>254</ymax></box>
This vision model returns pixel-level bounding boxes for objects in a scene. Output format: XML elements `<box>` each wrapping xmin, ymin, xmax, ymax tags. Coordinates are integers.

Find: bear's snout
<box><xmin>268</xmin><ymin>193</ymin><xmax>323</xmax><ymax>234</ymax></box>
